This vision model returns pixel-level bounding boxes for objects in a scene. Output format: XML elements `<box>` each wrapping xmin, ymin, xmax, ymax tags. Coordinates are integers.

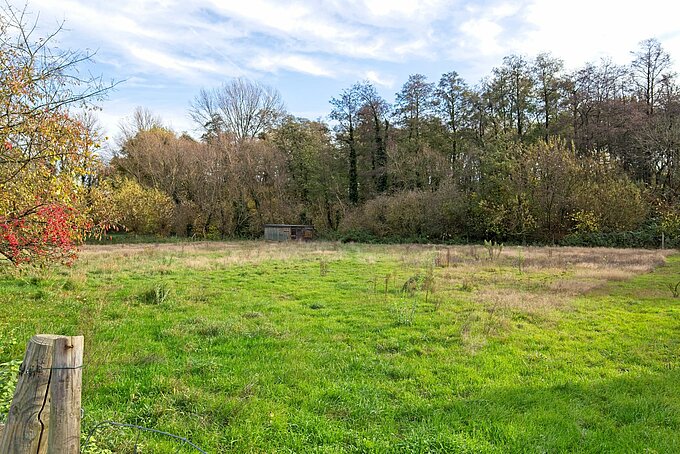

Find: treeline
<box><xmin>92</xmin><ymin>39</ymin><xmax>680</xmax><ymax>246</ymax></box>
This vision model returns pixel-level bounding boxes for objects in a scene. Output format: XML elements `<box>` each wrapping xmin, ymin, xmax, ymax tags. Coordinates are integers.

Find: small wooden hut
<box><xmin>264</xmin><ymin>224</ymin><xmax>314</xmax><ymax>242</ymax></box>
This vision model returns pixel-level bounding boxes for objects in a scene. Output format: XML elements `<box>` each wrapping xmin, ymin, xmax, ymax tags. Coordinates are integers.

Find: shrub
<box><xmin>90</xmin><ymin>178</ymin><xmax>174</xmax><ymax>235</ymax></box>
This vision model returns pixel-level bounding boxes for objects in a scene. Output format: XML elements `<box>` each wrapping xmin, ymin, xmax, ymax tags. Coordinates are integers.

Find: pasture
<box><xmin>0</xmin><ymin>242</ymin><xmax>679</xmax><ymax>452</ymax></box>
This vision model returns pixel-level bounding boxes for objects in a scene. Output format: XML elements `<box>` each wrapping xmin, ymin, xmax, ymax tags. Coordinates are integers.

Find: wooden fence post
<box><xmin>0</xmin><ymin>334</ymin><xmax>60</xmax><ymax>453</ymax></box>
<box><xmin>0</xmin><ymin>335</ymin><xmax>83</xmax><ymax>454</ymax></box>
<box><xmin>47</xmin><ymin>336</ymin><xmax>83</xmax><ymax>454</ymax></box>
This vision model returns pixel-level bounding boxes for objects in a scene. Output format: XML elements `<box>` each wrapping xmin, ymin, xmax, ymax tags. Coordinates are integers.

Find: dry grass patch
<box><xmin>80</xmin><ymin>241</ymin><xmax>346</xmax><ymax>271</ymax></box>
<box><xmin>511</xmin><ymin>246</ymin><xmax>669</xmax><ymax>271</ymax></box>
<box><xmin>476</xmin><ymin>288</ymin><xmax>570</xmax><ymax>314</ymax></box>
<box><xmin>546</xmin><ymin>279</ymin><xmax>601</xmax><ymax>296</ymax></box>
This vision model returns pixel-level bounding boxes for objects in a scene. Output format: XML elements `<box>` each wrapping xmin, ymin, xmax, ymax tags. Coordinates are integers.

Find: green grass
<box><xmin>0</xmin><ymin>242</ymin><xmax>678</xmax><ymax>452</ymax></box>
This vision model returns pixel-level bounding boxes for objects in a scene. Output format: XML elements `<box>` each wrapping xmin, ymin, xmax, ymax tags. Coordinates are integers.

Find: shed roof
<box><xmin>264</xmin><ymin>224</ymin><xmax>313</xmax><ymax>228</ymax></box>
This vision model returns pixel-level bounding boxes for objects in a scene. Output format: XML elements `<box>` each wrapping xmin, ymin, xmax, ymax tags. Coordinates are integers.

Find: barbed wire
<box><xmin>18</xmin><ymin>364</ymin><xmax>85</xmax><ymax>374</ymax></box>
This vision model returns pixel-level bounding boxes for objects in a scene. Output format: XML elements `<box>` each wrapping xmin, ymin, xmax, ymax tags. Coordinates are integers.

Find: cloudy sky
<box><xmin>13</xmin><ymin>0</ymin><xmax>680</xmax><ymax>140</ymax></box>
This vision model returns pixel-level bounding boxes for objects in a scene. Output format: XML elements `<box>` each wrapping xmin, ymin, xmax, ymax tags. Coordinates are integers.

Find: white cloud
<box><xmin>364</xmin><ymin>70</ymin><xmax>395</xmax><ymax>88</ymax></box>
<box><xmin>520</xmin><ymin>0</ymin><xmax>680</xmax><ymax>71</ymax></box>
<box><xmin>459</xmin><ymin>18</ymin><xmax>504</xmax><ymax>56</ymax></box>
<box><xmin>249</xmin><ymin>54</ymin><xmax>334</xmax><ymax>77</ymax></box>
<box><xmin>127</xmin><ymin>46</ymin><xmax>219</xmax><ymax>74</ymax></box>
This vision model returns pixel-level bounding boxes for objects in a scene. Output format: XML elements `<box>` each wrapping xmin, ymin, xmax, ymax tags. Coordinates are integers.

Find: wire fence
<box><xmin>82</xmin><ymin>420</ymin><xmax>208</xmax><ymax>453</ymax></box>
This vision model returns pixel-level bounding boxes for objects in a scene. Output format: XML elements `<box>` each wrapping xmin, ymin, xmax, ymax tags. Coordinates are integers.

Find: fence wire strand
<box><xmin>83</xmin><ymin>420</ymin><xmax>208</xmax><ymax>453</ymax></box>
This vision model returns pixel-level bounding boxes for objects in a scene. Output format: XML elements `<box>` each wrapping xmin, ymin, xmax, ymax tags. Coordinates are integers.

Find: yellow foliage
<box><xmin>89</xmin><ymin>178</ymin><xmax>174</xmax><ymax>235</ymax></box>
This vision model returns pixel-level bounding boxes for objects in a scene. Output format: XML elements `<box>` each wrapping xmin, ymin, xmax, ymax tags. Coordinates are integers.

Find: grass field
<box><xmin>1</xmin><ymin>241</ymin><xmax>679</xmax><ymax>453</ymax></box>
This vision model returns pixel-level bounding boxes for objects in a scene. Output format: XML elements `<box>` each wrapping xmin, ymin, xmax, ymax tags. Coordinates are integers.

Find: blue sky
<box><xmin>15</xmin><ymin>0</ymin><xmax>680</xmax><ymax>142</ymax></box>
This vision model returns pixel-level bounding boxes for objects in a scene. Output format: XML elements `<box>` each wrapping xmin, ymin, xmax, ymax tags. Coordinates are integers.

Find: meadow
<box><xmin>0</xmin><ymin>241</ymin><xmax>679</xmax><ymax>453</ymax></box>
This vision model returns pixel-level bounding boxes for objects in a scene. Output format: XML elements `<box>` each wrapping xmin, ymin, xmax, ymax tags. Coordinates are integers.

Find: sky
<box><xmin>11</xmin><ymin>0</ymin><xmax>680</xmax><ymax>143</ymax></box>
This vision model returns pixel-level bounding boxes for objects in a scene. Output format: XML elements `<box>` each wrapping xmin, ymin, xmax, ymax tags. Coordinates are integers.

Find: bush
<box><xmin>90</xmin><ymin>178</ymin><xmax>174</xmax><ymax>235</ymax></box>
<box><xmin>339</xmin><ymin>184</ymin><xmax>471</xmax><ymax>242</ymax></box>
<box><xmin>560</xmin><ymin>221</ymin><xmax>678</xmax><ymax>248</ymax></box>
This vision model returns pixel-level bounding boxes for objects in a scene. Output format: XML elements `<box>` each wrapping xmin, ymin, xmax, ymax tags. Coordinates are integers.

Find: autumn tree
<box><xmin>0</xmin><ymin>4</ymin><xmax>112</xmax><ymax>265</ymax></box>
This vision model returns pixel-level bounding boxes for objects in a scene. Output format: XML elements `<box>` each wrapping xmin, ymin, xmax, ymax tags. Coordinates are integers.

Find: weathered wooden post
<box><xmin>0</xmin><ymin>335</ymin><xmax>58</xmax><ymax>453</ymax></box>
<box><xmin>47</xmin><ymin>336</ymin><xmax>83</xmax><ymax>454</ymax></box>
<box><xmin>0</xmin><ymin>335</ymin><xmax>83</xmax><ymax>454</ymax></box>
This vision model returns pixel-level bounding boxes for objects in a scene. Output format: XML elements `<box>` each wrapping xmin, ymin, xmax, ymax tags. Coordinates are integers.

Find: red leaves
<box><xmin>4</xmin><ymin>140</ymin><xmax>12</xmax><ymax>150</ymax></box>
<box><xmin>0</xmin><ymin>204</ymin><xmax>80</xmax><ymax>266</ymax></box>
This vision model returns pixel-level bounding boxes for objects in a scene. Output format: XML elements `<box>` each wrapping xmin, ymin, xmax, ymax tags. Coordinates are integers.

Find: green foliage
<box><xmin>561</xmin><ymin>221</ymin><xmax>677</xmax><ymax>248</ymax></box>
<box><xmin>572</xmin><ymin>210</ymin><xmax>601</xmax><ymax>234</ymax></box>
<box><xmin>80</xmin><ymin>434</ymin><xmax>114</xmax><ymax>454</ymax></box>
<box><xmin>660</xmin><ymin>206</ymin><xmax>680</xmax><ymax>237</ymax></box>
<box><xmin>0</xmin><ymin>359</ymin><xmax>20</xmax><ymax>422</ymax></box>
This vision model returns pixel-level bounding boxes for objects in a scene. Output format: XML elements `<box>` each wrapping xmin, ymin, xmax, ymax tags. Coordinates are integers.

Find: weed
<box><xmin>80</xmin><ymin>433</ymin><xmax>114</xmax><ymax>454</ymax></box>
<box><xmin>432</xmin><ymin>297</ymin><xmax>443</xmax><ymax>312</ymax></box>
<box><xmin>483</xmin><ymin>240</ymin><xmax>504</xmax><ymax>261</ymax></box>
<box><xmin>423</xmin><ymin>264</ymin><xmax>435</xmax><ymax>306</ymax></box>
<box><xmin>401</xmin><ymin>274</ymin><xmax>423</xmax><ymax>295</ymax></box>
<box><xmin>466</xmin><ymin>245</ymin><xmax>480</xmax><ymax>261</ymax></box>
<box><xmin>62</xmin><ymin>279</ymin><xmax>79</xmax><ymax>291</ymax></box>
<box><xmin>160</xmin><ymin>255</ymin><xmax>175</xmax><ymax>267</ymax></box>
<box><xmin>517</xmin><ymin>247</ymin><xmax>525</xmax><ymax>274</ymax></box>
<box><xmin>61</xmin><ymin>273</ymin><xmax>87</xmax><ymax>291</ymax></box>
<box><xmin>32</xmin><ymin>289</ymin><xmax>48</xmax><ymax>300</ymax></box>
<box><xmin>139</xmin><ymin>282</ymin><xmax>171</xmax><ymax>305</ymax></box>
<box><xmin>666</xmin><ymin>280</ymin><xmax>680</xmax><ymax>298</ymax></box>
<box><xmin>459</xmin><ymin>280</ymin><xmax>476</xmax><ymax>292</ymax></box>
<box><xmin>392</xmin><ymin>299</ymin><xmax>418</xmax><ymax>326</ymax></box>
<box><xmin>384</xmin><ymin>272</ymin><xmax>394</xmax><ymax>300</ymax></box>
<box><xmin>434</xmin><ymin>249</ymin><xmax>453</xmax><ymax>267</ymax></box>
<box><xmin>483</xmin><ymin>300</ymin><xmax>503</xmax><ymax>335</ymax></box>
<box><xmin>319</xmin><ymin>258</ymin><xmax>329</xmax><ymax>277</ymax></box>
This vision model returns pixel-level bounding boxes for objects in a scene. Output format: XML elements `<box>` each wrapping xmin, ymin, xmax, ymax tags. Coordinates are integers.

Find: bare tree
<box><xmin>117</xmin><ymin>106</ymin><xmax>164</xmax><ymax>146</ymax></box>
<box><xmin>631</xmin><ymin>38</ymin><xmax>672</xmax><ymax>116</ymax></box>
<box><xmin>190</xmin><ymin>77</ymin><xmax>286</xmax><ymax>142</ymax></box>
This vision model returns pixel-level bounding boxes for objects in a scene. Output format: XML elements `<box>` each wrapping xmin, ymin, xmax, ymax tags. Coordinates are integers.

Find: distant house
<box><xmin>264</xmin><ymin>224</ymin><xmax>314</xmax><ymax>242</ymax></box>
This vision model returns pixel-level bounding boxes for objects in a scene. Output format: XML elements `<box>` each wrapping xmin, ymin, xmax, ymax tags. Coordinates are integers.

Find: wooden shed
<box><xmin>264</xmin><ymin>224</ymin><xmax>314</xmax><ymax>242</ymax></box>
